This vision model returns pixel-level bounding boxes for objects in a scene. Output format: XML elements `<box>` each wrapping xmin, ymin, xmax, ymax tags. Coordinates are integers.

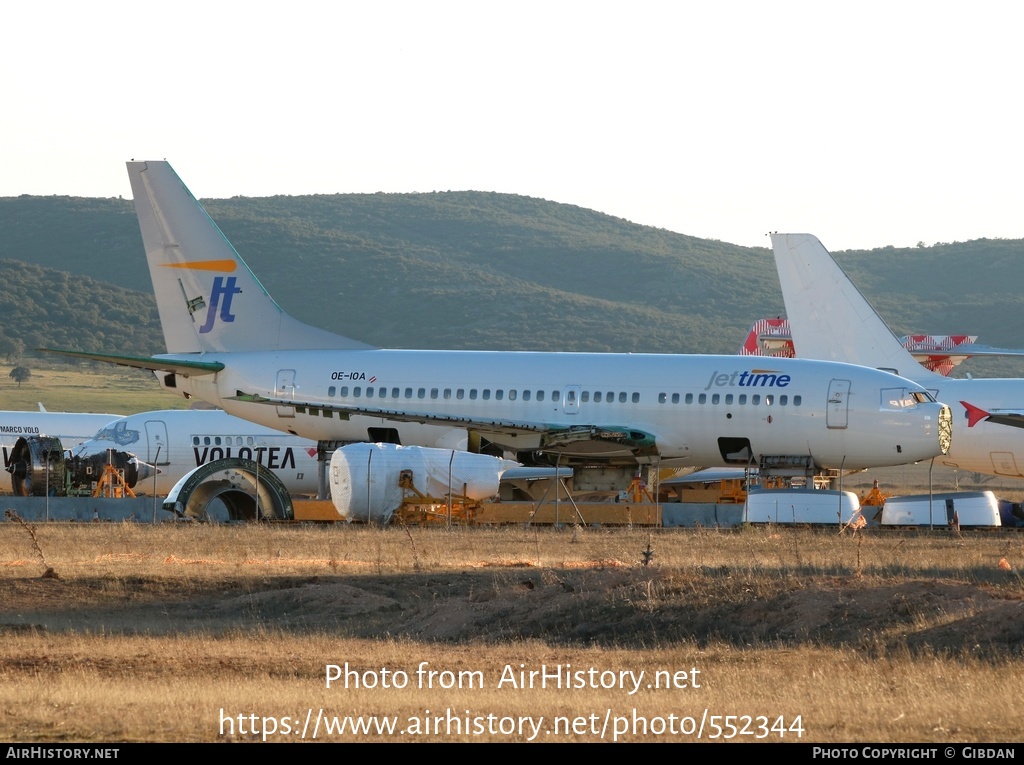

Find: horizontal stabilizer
<box><xmin>960</xmin><ymin>400</ymin><xmax>1024</xmax><ymax>430</ymax></box>
<box><xmin>39</xmin><ymin>348</ymin><xmax>223</xmax><ymax>376</ymax></box>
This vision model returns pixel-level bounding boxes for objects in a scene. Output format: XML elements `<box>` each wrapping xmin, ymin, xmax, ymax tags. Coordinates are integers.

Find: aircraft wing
<box><xmin>231</xmin><ymin>392</ymin><xmax>657</xmax><ymax>452</ymax></box>
<box><xmin>40</xmin><ymin>348</ymin><xmax>224</xmax><ymax>376</ymax></box>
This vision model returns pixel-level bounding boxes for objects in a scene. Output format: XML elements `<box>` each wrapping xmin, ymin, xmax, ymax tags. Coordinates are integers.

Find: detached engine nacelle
<box><xmin>7</xmin><ymin>436</ymin><xmax>65</xmax><ymax>497</ymax></box>
<box><xmin>7</xmin><ymin>436</ymin><xmax>150</xmax><ymax>496</ymax></box>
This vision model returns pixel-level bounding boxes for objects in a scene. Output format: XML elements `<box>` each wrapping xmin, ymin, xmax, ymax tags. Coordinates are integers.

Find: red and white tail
<box><xmin>740</xmin><ymin>314</ymin><xmax>978</xmax><ymax>378</ymax></box>
<box><xmin>738</xmin><ymin>318</ymin><xmax>795</xmax><ymax>358</ymax></box>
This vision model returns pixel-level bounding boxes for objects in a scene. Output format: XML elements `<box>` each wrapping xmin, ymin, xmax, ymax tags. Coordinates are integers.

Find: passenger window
<box><xmin>483</xmin><ymin>390</ymin><xmax>491</xmax><ymax>400</ymax></box>
<box><xmin>405</xmin><ymin>388</ymin><xmax>413</xmax><ymax>398</ymax></box>
<box><xmin>658</xmin><ymin>392</ymin><xmax>667</xmax><ymax>404</ymax></box>
<box><xmin>632</xmin><ymin>392</ymin><xmax>639</xmax><ymax>403</ymax></box>
<box><xmin>495</xmin><ymin>390</ymin><xmax>503</xmax><ymax>400</ymax></box>
<box><xmin>725</xmin><ymin>394</ymin><xmax>733</xmax><ymax>404</ymax></box>
<box><xmin>509</xmin><ymin>390</ymin><xmax>516</xmax><ymax>401</ymax></box>
<box><xmin>523</xmin><ymin>390</ymin><xmax>531</xmax><ymax>401</ymax></box>
<box><xmin>328</xmin><ymin>386</ymin><xmax>336</xmax><ymax>397</ymax></box>
<box><xmin>711</xmin><ymin>394</ymin><xmax>720</xmax><ymax>405</ymax></box>
<box><xmin>418</xmin><ymin>388</ymin><xmax>426</xmax><ymax>399</ymax></box>
<box><xmin>683</xmin><ymin>393</ymin><xmax>691</xmax><ymax>404</ymax></box>
<box><xmin>537</xmin><ymin>391</ymin><xmax>545</xmax><ymax>402</ymax></box>
<box><xmin>392</xmin><ymin>387</ymin><xmax>400</xmax><ymax>398</ymax></box>
<box><xmin>581</xmin><ymin>391</ymin><xmax>589</xmax><ymax>403</ymax></box>
<box><xmin>752</xmin><ymin>395</ymin><xmax>761</xmax><ymax>405</ymax></box>
<box><xmin>470</xmin><ymin>390</ymin><xmax>478</xmax><ymax>400</ymax></box>
<box><xmin>594</xmin><ymin>392</ymin><xmax>603</xmax><ymax>403</ymax></box>
<box><xmin>673</xmin><ymin>393</ymin><xmax>681</xmax><ymax>404</ymax></box>
<box><xmin>354</xmin><ymin>387</ymin><xmax>361</xmax><ymax>397</ymax></box>
<box><xmin>430</xmin><ymin>388</ymin><xmax>438</xmax><ymax>399</ymax></box>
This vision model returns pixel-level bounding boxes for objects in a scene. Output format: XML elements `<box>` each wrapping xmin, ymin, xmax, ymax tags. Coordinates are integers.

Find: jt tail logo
<box><xmin>198</xmin><ymin>276</ymin><xmax>242</xmax><ymax>334</ymax></box>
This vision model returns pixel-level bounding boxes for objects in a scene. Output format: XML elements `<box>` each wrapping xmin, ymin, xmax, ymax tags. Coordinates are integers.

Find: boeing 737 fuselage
<box><xmin>45</xmin><ymin>163</ymin><xmax>953</xmax><ymax>476</ymax></box>
<box><xmin>171</xmin><ymin>348</ymin><xmax>950</xmax><ymax>471</ymax></box>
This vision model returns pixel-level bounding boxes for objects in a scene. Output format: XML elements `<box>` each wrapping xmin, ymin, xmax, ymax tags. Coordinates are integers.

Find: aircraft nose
<box><xmin>131</xmin><ymin>457</ymin><xmax>160</xmax><ymax>483</ymax></box>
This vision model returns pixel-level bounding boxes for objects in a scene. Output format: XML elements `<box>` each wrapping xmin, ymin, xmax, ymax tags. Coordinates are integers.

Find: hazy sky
<box><xmin>3</xmin><ymin>1</ymin><xmax>1021</xmax><ymax>251</ymax></box>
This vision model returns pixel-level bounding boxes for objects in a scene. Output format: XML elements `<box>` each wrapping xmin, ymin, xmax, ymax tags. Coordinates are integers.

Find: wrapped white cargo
<box><xmin>880</xmin><ymin>491</ymin><xmax>1001</xmax><ymax>527</ymax></box>
<box><xmin>330</xmin><ymin>443</ymin><xmax>518</xmax><ymax>522</ymax></box>
<box><xmin>744</xmin><ymin>488</ymin><xmax>862</xmax><ymax>525</ymax></box>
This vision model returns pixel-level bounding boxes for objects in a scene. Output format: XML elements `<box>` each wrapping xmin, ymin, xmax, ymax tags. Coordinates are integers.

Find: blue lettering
<box><xmin>704</xmin><ymin>369</ymin><xmax>793</xmax><ymax>390</ymax></box>
<box><xmin>197</xmin><ymin>276</ymin><xmax>242</xmax><ymax>334</ymax></box>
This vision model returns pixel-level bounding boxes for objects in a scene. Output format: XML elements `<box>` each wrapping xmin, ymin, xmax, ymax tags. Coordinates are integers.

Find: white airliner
<box><xmin>44</xmin><ymin>162</ymin><xmax>953</xmax><ymax>476</ymax></box>
<box><xmin>71</xmin><ymin>409</ymin><xmax>322</xmax><ymax>496</ymax></box>
<box><xmin>771</xmin><ymin>232</ymin><xmax>1024</xmax><ymax>478</ymax></box>
<box><xmin>1</xmin><ymin>408</ymin><xmax>119</xmax><ymax>472</ymax></box>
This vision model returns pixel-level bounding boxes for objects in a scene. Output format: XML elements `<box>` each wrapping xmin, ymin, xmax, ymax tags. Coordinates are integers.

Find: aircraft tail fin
<box><xmin>769</xmin><ymin>233</ymin><xmax>938</xmax><ymax>382</ymax></box>
<box><xmin>127</xmin><ymin>161</ymin><xmax>373</xmax><ymax>354</ymax></box>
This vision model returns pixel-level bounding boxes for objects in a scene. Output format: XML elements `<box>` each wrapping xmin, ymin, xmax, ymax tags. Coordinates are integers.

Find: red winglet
<box><xmin>961</xmin><ymin>401</ymin><xmax>990</xmax><ymax>428</ymax></box>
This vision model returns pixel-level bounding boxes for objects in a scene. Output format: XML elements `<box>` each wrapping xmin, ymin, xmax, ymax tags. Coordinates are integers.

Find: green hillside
<box><xmin>1</xmin><ymin>192</ymin><xmax>1023</xmax><ymax>377</ymax></box>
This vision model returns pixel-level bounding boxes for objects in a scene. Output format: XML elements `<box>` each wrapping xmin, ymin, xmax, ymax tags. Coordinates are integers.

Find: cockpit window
<box><xmin>93</xmin><ymin>421</ymin><xmax>140</xmax><ymax>446</ymax></box>
<box><xmin>881</xmin><ymin>388</ymin><xmax>921</xmax><ymax>410</ymax></box>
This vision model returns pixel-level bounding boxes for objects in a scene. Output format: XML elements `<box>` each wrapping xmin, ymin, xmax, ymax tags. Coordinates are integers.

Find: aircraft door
<box><xmin>562</xmin><ymin>385</ymin><xmax>581</xmax><ymax>415</ymax></box>
<box><xmin>145</xmin><ymin>420</ymin><xmax>170</xmax><ymax>466</ymax></box>
<box><xmin>275</xmin><ymin>369</ymin><xmax>297</xmax><ymax>418</ymax></box>
<box><xmin>827</xmin><ymin>379</ymin><xmax>851</xmax><ymax>429</ymax></box>
<box><xmin>990</xmin><ymin>452</ymin><xmax>1022</xmax><ymax>477</ymax></box>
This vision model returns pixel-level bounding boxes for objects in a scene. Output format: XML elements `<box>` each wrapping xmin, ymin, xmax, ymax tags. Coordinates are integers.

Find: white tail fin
<box><xmin>769</xmin><ymin>233</ymin><xmax>939</xmax><ymax>382</ymax></box>
<box><xmin>127</xmin><ymin>161</ymin><xmax>373</xmax><ymax>354</ymax></box>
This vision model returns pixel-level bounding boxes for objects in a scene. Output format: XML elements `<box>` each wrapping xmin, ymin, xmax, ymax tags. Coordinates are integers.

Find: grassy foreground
<box><xmin>0</xmin><ymin>522</ymin><xmax>1022</xmax><ymax>743</ymax></box>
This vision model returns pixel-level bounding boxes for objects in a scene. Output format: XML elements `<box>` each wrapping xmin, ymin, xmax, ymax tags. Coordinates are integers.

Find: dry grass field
<box><xmin>2</xmin><ymin>363</ymin><xmax>184</xmax><ymax>415</ymax></box>
<box><xmin>1</xmin><ymin>521</ymin><xmax>1022</xmax><ymax>743</ymax></box>
<box><xmin>3</xmin><ymin>362</ymin><xmax>1024</xmax><ymax>742</ymax></box>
